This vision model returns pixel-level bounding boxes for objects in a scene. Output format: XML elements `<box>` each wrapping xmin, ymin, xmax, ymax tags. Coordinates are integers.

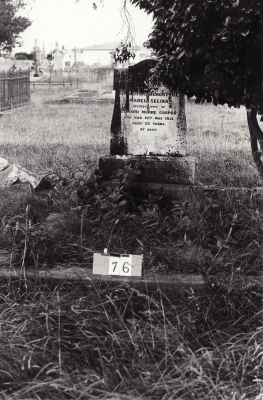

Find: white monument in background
<box><xmin>51</xmin><ymin>42</ymin><xmax>64</xmax><ymax>70</ymax></box>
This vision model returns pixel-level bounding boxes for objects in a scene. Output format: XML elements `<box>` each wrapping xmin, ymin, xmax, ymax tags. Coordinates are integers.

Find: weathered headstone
<box><xmin>99</xmin><ymin>59</ymin><xmax>195</xmax><ymax>184</ymax></box>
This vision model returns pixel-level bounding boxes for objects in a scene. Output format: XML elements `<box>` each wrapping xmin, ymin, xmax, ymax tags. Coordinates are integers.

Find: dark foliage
<box><xmin>0</xmin><ymin>0</ymin><xmax>31</xmax><ymax>53</ymax></box>
<box><xmin>114</xmin><ymin>41</ymin><xmax>136</xmax><ymax>63</ymax></box>
<box><xmin>132</xmin><ymin>0</ymin><xmax>261</xmax><ymax>111</ymax></box>
<box><xmin>15</xmin><ymin>52</ymin><xmax>33</xmax><ymax>60</ymax></box>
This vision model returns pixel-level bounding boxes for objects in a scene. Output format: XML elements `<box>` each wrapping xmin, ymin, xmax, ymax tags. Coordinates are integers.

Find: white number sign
<box><xmin>108</xmin><ymin>255</ymin><xmax>132</xmax><ymax>276</ymax></box>
<box><xmin>93</xmin><ymin>253</ymin><xmax>142</xmax><ymax>276</ymax></box>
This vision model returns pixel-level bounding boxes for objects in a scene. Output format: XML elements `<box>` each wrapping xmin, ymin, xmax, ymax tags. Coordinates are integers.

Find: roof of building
<box><xmin>80</xmin><ymin>41</ymin><xmax>146</xmax><ymax>51</ymax></box>
<box><xmin>81</xmin><ymin>41</ymin><xmax>120</xmax><ymax>50</ymax></box>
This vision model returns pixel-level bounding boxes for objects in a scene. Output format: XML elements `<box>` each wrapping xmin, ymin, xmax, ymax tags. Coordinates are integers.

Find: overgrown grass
<box><xmin>0</xmin><ymin>87</ymin><xmax>110</xmax><ymax>174</ymax></box>
<box><xmin>0</xmin><ymin>88</ymin><xmax>262</xmax><ymax>399</ymax></box>
<box><xmin>0</xmin><ymin>163</ymin><xmax>262</xmax><ymax>276</ymax></box>
<box><xmin>0</xmin><ymin>89</ymin><xmax>262</xmax><ymax>274</ymax></box>
<box><xmin>0</xmin><ymin>276</ymin><xmax>262</xmax><ymax>399</ymax></box>
<box><xmin>0</xmin><ymin>87</ymin><xmax>262</xmax><ymax>186</ymax></box>
<box><xmin>186</xmin><ymin>100</ymin><xmax>262</xmax><ymax>187</ymax></box>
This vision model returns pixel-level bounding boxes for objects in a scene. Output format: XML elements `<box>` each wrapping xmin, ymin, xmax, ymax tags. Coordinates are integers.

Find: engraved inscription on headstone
<box><xmin>121</xmin><ymin>89</ymin><xmax>186</xmax><ymax>156</ymax></box>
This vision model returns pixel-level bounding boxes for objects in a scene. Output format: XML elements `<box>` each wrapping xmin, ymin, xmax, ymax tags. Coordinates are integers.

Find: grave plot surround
<box><xmin>100</xmin><ymin>59</ymin><xmax>195</xmax><ymax>184</ymax></box>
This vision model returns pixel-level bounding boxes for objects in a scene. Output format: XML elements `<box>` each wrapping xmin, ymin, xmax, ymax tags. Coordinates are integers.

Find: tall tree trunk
<box><xmin>247</xmin><ymin>108</ymin><xmax>263</xmax><ymax>178</ymax></box>
<box><xmin>261</xmin><ymin>0</ymin><xmax>263</xmax><ymax>114</ymax></box>
<box><xmin>248</xmin><ymin>3</ymin><xmax>263</xmax><ymax>178</ymax></box>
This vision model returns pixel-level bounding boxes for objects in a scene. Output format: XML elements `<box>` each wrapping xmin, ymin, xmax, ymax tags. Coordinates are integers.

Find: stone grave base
<box><xmin>128</xmin><ymin>182</ymin><xmax>198</xmax><ymax>203</ymax></box>
<box><xmin>98</xmin><ymin>180</ymin><xmax>198</xmax><ymax>203</ymax></box>
<box><xmin>99</xmin><ymin>155</ymin><xmax>195</xmax><ymax>185</ymax></box>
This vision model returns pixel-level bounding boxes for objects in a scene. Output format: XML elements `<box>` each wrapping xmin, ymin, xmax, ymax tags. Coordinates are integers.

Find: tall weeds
<box><xmin>0</xmin><ymin>276</ymin><xmax>261</xmax><ymax>399</ymax></box>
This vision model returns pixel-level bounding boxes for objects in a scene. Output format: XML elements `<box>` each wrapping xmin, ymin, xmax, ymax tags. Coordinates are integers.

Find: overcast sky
<box><xmin>15</xmin><ymin>0</ymin><xmax>153</xmax><ymax>53</ymax></box>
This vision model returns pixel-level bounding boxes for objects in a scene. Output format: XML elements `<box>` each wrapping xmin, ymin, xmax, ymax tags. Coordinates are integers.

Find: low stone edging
<box><xmin>0</xmin><ymin>266</ymin><xmax>261</xmax><ymax>299</ymax></box>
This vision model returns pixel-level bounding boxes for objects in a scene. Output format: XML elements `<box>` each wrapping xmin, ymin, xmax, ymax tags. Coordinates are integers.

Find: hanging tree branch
<box><xmin>80</xmin><ymin>0</ymin><xmax>138</xmax><ymax>63</ymax></box>
<box><xmin>119</xmin><ymin>0</ymin><xmax>136</xmax><ymax>46</ymax></box>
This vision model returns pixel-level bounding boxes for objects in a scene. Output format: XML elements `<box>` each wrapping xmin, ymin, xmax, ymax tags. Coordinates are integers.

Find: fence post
<box><xmin>28</xmin><ymin>68</ymin><xmax>31</xmax><ymax>101</ymax></box>
<box><xmin>9</xmin><ymin>69</ymin><xmax>12</xmax><ymax>110</ymax></box>
<box><xmin>19</xmin><ymin>68</ymin><xmax>21</xmax><ymax>106</ymax></box>
<box><xmin>0</xmin><ymin>73</ymin><xmax>1</xmax><ymax>112</ymax></box>
<box><xmin>1</xmin><ymin>72</ymin><xmax>4</xmax><ymax>111</ymax></box>
<box><xmin>17</xmin><ymin>68</ymin><xmax>20</xmax><ymax>106</ymax></box>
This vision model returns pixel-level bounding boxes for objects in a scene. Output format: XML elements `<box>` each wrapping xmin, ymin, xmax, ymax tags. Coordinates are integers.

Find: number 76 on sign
<box><xmin>93</xmin><ymin>253</ymin><xmax>142</xmax><ymax>277</ymax></box>
<box><xmin>109</xmin><ymin>255</ymin><xmax>132</xmax><ymax>276</ymax></box>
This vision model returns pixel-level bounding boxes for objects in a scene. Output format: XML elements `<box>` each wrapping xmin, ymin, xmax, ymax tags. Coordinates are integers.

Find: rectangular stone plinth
<box><xmin>99</xmin><ymin>155</ymin><xmax>195</xmax><ymax>184</ymax></box>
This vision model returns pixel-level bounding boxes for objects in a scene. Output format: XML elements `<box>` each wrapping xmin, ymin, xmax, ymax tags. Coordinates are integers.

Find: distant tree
<box><xmin>15</xmin><ymin>52</ymin><xmax>28</xmax><ymax>60</ymax></box>
<box><xmin>0</xmin><ymin>0</ymin><xmax>31</xmax><ymax>54</ymax></box>
<box><xmin>15</xmin><ymin>54</ymin><xmax>26</xmax><ymax>60</ymax></box>
<box><xmin>130</xmin><ymin>0</ymin><xmax>263</xmax><ymax>177</ymax></box>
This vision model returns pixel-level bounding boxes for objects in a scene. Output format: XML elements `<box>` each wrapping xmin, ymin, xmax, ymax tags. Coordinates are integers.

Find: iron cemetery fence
<box><xmin>0</xmin><ymin>69</ymin><xmax>30</xmax><ymax>111</ymax></box>
<box><xmin>30</xmin><ymin>68</ymin><xmax>114</xmax><ymax>91</ymax></box>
